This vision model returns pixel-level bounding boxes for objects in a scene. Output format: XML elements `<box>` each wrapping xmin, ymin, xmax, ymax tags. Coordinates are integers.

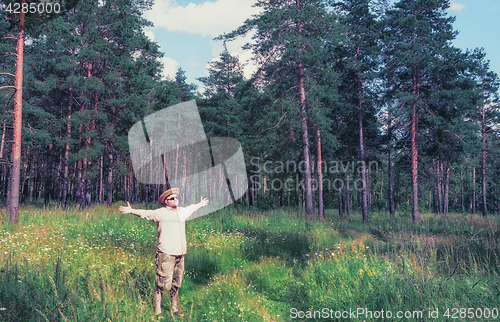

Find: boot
<box><xmin>170</xmin><ymin>286</ymin><xmax>184</xmax><ymax>317</ymax></box>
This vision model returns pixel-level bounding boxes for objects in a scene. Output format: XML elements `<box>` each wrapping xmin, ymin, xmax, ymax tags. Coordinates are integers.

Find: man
<box><xmin>119</xmin><ymin>188</ymin><xmax>209</xmax><ymax>317</ymax></box>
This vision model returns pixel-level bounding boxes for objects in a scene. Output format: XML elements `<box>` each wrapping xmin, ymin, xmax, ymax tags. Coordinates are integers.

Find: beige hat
<box><xmin>158</xmin><ymin>187</ymin><xmax>180</xmax><ymax>205</ymax></box>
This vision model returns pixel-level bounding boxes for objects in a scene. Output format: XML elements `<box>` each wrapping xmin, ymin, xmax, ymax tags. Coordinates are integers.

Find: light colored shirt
<box><xmin>132</xmin><ymin>205</ymin><xmax>199</xmax><ymax>255</ymax></box>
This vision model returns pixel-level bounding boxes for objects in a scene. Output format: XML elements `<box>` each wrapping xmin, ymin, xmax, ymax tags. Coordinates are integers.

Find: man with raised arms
<box><xmin>119</xmin><ymin>187</ymin><xmax>209</xmax><ymax>317</ymax></box>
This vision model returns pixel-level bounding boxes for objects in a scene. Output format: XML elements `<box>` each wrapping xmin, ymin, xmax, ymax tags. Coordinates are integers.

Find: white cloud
<box><xmin>161</xmin><ymin>56</ymin><xmax>180</xmax><ymax>80</ymax></box>
<box><xmin>449</xmin><ymin>1</ymin><xmax>468</xmax><ymax>13</ymax></box>
<box><xmin>144</xmin><ymin>30</ymin><xmax>155</xmax><ymax>42</ymax></box>
<box><xmin>144</xmin><ymin>0</ymin><xmax>261</xmax><ymax>37</ymax></box>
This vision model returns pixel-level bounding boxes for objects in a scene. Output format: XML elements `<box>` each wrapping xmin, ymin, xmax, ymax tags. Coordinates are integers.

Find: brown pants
<box><xmin>155</xmin><ymin>252</ymin><xmax>184</xmax><ymax>291</ymax></box>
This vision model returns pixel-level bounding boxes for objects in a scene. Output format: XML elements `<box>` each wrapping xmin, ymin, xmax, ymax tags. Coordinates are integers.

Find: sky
<box><xmin>142</xmin><ymin>0</ymin><xmax>500</xmax><ymax>93</ymax></box>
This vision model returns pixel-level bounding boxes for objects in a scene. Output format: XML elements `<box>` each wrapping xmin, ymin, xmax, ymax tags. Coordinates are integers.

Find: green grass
<box><xmin>1</xmin><ymin>204</ymin><xmax>499</xmax><ymax>321</ymax></box>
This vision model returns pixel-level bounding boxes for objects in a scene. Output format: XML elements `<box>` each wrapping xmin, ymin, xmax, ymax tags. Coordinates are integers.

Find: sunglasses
<box><xmin>167</xmin><ymin>196</ymin><xmax>178</xmax><ymax>201</ymax></box>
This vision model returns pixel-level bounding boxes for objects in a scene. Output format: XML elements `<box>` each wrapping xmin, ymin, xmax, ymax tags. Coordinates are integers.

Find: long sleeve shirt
<box><xmin>132</xmin><ymin>205</ymin><xmax>200</xmax><ymax>255</ymax></box>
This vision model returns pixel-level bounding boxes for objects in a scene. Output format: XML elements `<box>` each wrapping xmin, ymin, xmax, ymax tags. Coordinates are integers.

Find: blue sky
<box><xmin>143</xmin><ymin>0</ymin><xmax>500</xmax><ymax>93</ymax></box>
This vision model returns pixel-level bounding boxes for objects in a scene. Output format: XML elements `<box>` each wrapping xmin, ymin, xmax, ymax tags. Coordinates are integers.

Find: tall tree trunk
<box><xmin>444</xmin><ymin>162</ymin><xmax>449</xmax><ymax>215</ymax></box>
<box><xmin>76</xmin><ymin>113</ymin><xmax>85</xmax><ymax>209</ymax></box>
<box><xmin>296</xmin><ymin>0</ymin><xmax>314</xmax><ymax>220</ymax></box>
<box><xmin>3</xmin><ymin>166</ymin><xmax>10</xmax><ymax>200</ymax></box>
<box><xmin>438</xmin><ymin>161</ymin><xmax>443</xmax><ymax>214</ymax></box>
<box><xmin>8</xmin><ymin>2</ymin><xmax>25</xmax><ymax>224</ymax></box>
<box><xmin>338</xmin><ymin>186</ymin><xmax>344</xmax><ymax>219</ymax></box>
<box><xmin>388</xmin><ymin>113</ymin><xmax>395</xmax><ymax>219</ymax></box>
<box><xmin>44</xmin><ymin>143</ymin><xmax>54</xmax><ymax>206</ymax></box>
<box><xmin>316</xmin><ymin>128</ymin><xmax>324</xmax><ymax>219</ymax></box>
<box><xmin>358</xmin><ymin>75</ymin><xmax>368</xmax><ymax>225</ymax></box>
<box><xmin>28</xmin><ymin>156</ymin><xmax>34</xmax><ymax>202</ymax></box>
<box><xmin>409</xmin><ymin>18</ymin><xmax>420</xmax><ymax>224</ymax></box>
<box><xmin>61</xmin><ymin>92</ymin><xmax>72</xmax><ymax>208</ymax></box>
<box><xmin>461</xmin><ymin>166</ymin><xmax>464</xmax><ymax>213</ymax></box>
<box><xmin>21</xmin><ymin>154</ymin><xmax>28</xmax><ymax>202</ymax></box>
<box><xmin>472</xmin><ymin>166</ymin><xmax>476</xmax><ymax>215</ymax></box>
<box><xmin>106</xmin><ymin>145</ymin><xmax>113</xmax><ymax>206</ymax></box>
<box><xmin>346</xmin><ymin>175</ymin><xmax>351</xmax><ymax>214</ymax></box>
<box><xmin>106</xmin><ymin>145</ymin><xmax>115</xmax><ymax>206</ymax></box>
<box><xmin>99</xmin><ymin>155</ymin><xmax>103</xmax><ymax>203</ymax></box>
<box><xmin>0</xmin><ymin>119</ymin><xmax>6</xmax><ymax>159</ymax></box>
<box><xmin>432</xmin><ymin>159</ymin><xmax>438</xmax><ymax>213</ymax></box>
<box><xmin>454</xmin><ymin>173</ymin><xmax>458</xmax><ymax>213</ymax></box>
<box><xmin>410</xmin><ymin>64</ymin><xmax>420</xmax><ymax>224</ymax></box>
<box><xmin>481</xmin><ymin>102</ymin><xmax>487</xmax><ymax>217</ymax></box>
<box><xmin>106</xmin><ymin>110</ymin><xmax>115</xmax><ymax>206</ymax></box>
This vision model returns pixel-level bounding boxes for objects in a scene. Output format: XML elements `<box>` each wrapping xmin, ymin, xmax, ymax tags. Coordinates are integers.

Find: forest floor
<box><xmin>0</xmin><ymin>204</ymin><xmax>499</xmax><ymax>321</ymax></box>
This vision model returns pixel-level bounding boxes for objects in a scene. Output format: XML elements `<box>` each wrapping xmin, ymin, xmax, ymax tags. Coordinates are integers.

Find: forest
<box><xmin>1</xmin><ymin>0</ymin><xmax>499</xmax><ymax>224</ymax></box>
<box><xmin>1</xmin><ymin>1</ymin><xmax>500</xmax><ymax>321</ymax></box>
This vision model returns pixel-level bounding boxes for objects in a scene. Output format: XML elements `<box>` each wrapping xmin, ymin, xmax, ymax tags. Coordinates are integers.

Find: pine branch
<box><xmin>0</xmin><ymin>53</ymin><xmax>18</xmax><ymax>58</ymax></box>
<box><xmin>263</xmin><ymin>112</ymin><xmax>287</xmax><ymax>131</ymax></box>
<box><xmin>1</xmin><ymin>35</ymin><xmax>17</xmax><ymax>40</ymax></box>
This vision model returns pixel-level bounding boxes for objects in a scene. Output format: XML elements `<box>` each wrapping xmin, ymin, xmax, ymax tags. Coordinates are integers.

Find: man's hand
<box><xmin>119</xmin><ymin>202</ymin><xmax>133</xmax><ymax>214</ymax></box>
<box><xmin>199</xmin><ymin>197</ymin><xmax>209</xmax><ymax>208</ymax></box>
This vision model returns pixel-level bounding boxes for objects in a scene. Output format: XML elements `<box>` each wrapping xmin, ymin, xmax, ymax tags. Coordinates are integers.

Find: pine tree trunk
<box><xmin>472</xmin><ymin>166</ymin><xmax>476</xmax><ymax>215</ymax></box>
<box><xmin>8</xmin><ymin>3</ymin><xmax>25</xmax><ymax>224</ymax></box>
<box><xmin>76</xmin><ymin>122</ymin><xmax>85</xmax><ymax>209</ymax></box>
<box><xmin>296</xmin><ymin>0</ymin><xmax>314</xmax><ymax>220</ymax></box>
<box><xmin>316</xmin><ymin>128</ymin><xmax>324</xmax><ymax>219</ymax></box>
<box><xmin>21</xmin><ymin>155</ymin><xmax>28</xmax><ymax>202</ymax></box>
<box><xmin>61</xmin><ymin>94</ymin><xmax>71</xmax><ymax>208</ymax></box>
<box><xmin>461</xmin><ymin>166</ymin><xmax>464</xmax><ymax>213</ymax></box>
<box><xmin>0</xmin><ymin>119</ymin><xmax>6</xmax><ymax>159</ymax></box>
<box><xmin>28</xmin><ymin>157</ymin><xmax>35</xmax><ymax>202</ymax></box>
<box><xmin>99</xmin><ymin>155</ymin><xmax>103</xmax><ymax>203</ymax></box>
<box><xmin>388</xmin><ymin>113</ymin><xmax>395</xmax><ymax>219</ymax></box>
<box><xmin>2</xmin><ymin>165</ymin><xmax>8</xmax><ymax>198</ymax></box>
<box><xmin>44</xmin><ymin>144</ymin><xmax>54</xmax><ymax>206</ymax></box>
<box><xmin>106</xmin><ymin>117</ymin><xmax>115</xmax><ymax>206</ymax></box>
<box><xmin>438</xmin><ymin>161</ymin><xmax>443</xmax><ymax>214</ymax></box>
<box><xmin>432</xmin><ymin>159</ymin><xmax>438</xmax><ymax>213</ymax></box>
<box><xmin>338</xmin><ymin>186</ymin><xmax>344</xmax><ymax>219</ymax></box>
<box><xmin>444</xmin><ymin>162</ymin><xmax>449</xmax><ymax>215</ymax></box>
<box><xmin>481</xmin><ymin>103</ymin><xmax>487</xmax><ymax>217</ymax></box>
<box><xmin>357</xmin><ymin>61</ymin><xmax>368</xmax><ymax>225</ymax></box>
<box><xmin>410</xmin><ymin>64</ymin><xmax>420</xmax><ymax>224</ymax></box>
<box><xmin>454</xmin><ymin>174</ymin><xmax>458</xmax><ymax>213</ymax></box>
<box><xmin>346</xmin><ymin>178</ymin><xmax>351</xmax><ymax>214</ymax></box>
<box><xmin>107</xmin><ymin>146</ymin><xmax>114</xmax><ymax>206</ymax></box>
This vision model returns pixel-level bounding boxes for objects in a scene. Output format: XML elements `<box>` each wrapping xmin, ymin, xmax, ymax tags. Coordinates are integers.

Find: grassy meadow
<box><xmin>0</xmin><ymin>204</ymin><xmax>499</xmax><ymax>321</ymax></box>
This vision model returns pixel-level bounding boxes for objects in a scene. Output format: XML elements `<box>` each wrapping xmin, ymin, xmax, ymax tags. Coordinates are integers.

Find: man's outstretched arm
<box><xmin>119</xmin><ymin>202</ymin><xmax>157</xmax><ymax>219</ymax></box>
<box><xmin>181</xmin><ymin>197</ymin><xmax>209</xmax><ymax>221</ymax></box>
<box><xmin>118</xmin><ymin>202</ymin><xmax>134</xmax><ymax>214</ymax></box>
<box><xmin>195</xmin><ymin>197</ymin><xmax>209</xmax><ymax>211</ymax></box>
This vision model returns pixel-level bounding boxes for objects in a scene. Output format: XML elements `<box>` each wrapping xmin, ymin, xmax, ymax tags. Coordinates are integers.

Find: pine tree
<box><xmin>0</xmin><ymin>0</ymin><xmax>27</xmax><ymax>223</ymax></box>
<box><xmin>218</xmin><ymin>0</ymin><xmax>342</xmax><ymax>219</ymax></box>
<box><xmin>383</xmin><ymin>0</ymin><xmax>459</xmax><ymax>224</ymax></box>
<box><xmin>198</xmin><ymin>50</ymin><xmax>245</xmax><ymax>138</ymax></box>
<box><xmin>334</xmin><ymin>0</ymin><xmax>381</xmax><ymax>224</ymax></box>
<box><xmin>466</xmin><ymin>48</ymin><xmax>500</xmax><ymax>217</ymax></box>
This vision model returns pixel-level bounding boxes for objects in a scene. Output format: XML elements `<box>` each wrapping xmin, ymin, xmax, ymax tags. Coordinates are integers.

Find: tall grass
<box><xmin>1</xmin><ymin>204</ymin><xmax>499</xmax><ymax>321</ymax></box>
